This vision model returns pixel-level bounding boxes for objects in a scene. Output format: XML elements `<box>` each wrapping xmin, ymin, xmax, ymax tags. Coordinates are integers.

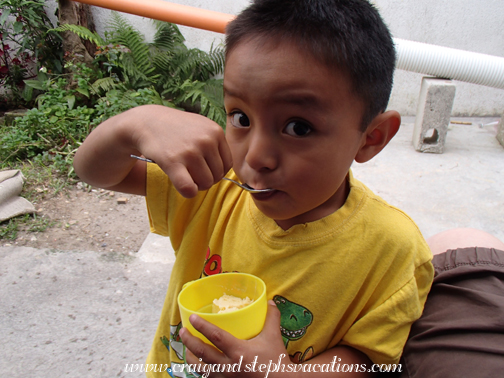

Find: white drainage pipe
<box><xmin>394</xmin><ymin>38</ymin><xmax>504</xmax><ymax>90</ymax></box>
<box><xmin>72</xmin><ymin>0</ymin><xmax>504</xmax><ymax>90</ymax></box>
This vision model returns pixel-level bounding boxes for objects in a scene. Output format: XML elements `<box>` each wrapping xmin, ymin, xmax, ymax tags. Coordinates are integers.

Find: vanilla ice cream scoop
<box><xmin>212</xmin><ymin>294</ymin><xmax>254</xmax><ymax>314</ymax></box>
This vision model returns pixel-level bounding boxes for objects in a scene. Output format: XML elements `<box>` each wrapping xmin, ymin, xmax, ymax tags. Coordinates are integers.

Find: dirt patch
<box><xmin>2</xmin><ymin>184</ymin><xmax>151</xmax><ymax>253</ymax></box>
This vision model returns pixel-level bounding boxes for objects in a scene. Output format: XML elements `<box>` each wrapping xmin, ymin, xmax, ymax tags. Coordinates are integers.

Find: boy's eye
<box><xmin>229</xmin><ymin>112</ymin><xmax>250</xmax><ymax>128</ymax></box>
<box><xmin>284</xmin><ymin>121</ymin><xmax>312</xmax><ymax>137</ymax></box>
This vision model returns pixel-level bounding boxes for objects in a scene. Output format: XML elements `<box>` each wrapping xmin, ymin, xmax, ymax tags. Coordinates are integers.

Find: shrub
<box><xmin>0</xmin><ymin>0</ymin><xmax>62</xmax><ymax>108</ymax></box>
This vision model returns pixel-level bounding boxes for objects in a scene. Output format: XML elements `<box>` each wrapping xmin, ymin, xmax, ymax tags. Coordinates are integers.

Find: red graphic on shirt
<box><xmin>203</xmin><ymin>247</ymin><xmax>222</xmax><ymax>276</ymax></box>
<box><xmin>291</xmin><ymin>346</ymin><xmax>314</xmax><ymax>363</ymax></box>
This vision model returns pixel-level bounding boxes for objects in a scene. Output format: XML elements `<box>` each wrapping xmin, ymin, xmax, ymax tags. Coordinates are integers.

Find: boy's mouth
<box><xmin>251</xmin><ymin>189</ymin><xmax>278</xmax><ymax>201</ymax></box>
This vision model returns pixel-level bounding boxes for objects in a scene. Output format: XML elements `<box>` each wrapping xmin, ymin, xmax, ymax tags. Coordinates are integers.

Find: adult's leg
<box><xmin>399</xmin><ymin>229</ymin><xmax>504</xmax><ymax>378</ymax></box>
<box><xmin>427</xmin><ymin>227</ymin><xmax>504</xmax><ymax>255</ymax></box>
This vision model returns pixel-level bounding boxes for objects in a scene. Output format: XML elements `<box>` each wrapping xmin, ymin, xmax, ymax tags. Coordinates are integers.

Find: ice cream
<box><xmin>212</xmin><ymin>294</ymin><xmax>254</xmax><ymax>314</ymax></box>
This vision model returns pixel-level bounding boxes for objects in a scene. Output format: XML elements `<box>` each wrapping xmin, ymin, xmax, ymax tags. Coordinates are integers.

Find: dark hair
<box><xmin>225</xmin><ymin>0</ymin><xmax>396</xmax><ymax>131</ymax></box>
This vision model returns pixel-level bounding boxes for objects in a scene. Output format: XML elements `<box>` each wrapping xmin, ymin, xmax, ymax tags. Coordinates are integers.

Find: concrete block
<box><xmin>413</xmin><ymin>77</ymin><xmax>456</xmax><ymax>153</ymax></box>
<box><xmin>497</xmin><ymin>114</ymin><xmax>504</xmax><ymax>148</ymax></box>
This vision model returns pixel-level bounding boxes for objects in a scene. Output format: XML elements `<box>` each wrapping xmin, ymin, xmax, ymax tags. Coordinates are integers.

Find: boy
<box><xmin>73</xmin><ymin>0</ymin><xmax>433</xmax><ymax>376</ymax></box>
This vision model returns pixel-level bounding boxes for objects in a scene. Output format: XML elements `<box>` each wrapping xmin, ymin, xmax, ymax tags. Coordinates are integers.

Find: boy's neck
<box><xmin>274</xmin><ymin>173</ymin><xmax>351</xmax><ymax>231</ymax></box>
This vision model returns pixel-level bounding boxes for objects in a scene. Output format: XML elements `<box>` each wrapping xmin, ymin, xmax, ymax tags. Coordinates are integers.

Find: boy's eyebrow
<box><xmin>223</xmin><ymin>87</ymin><xmax>239</xmax><ymax>99</ymax></box>
<box><xmin>273</xmin><ymin>93</ymin><xmax>323</xmax><ymax>108</ymax></box>
<box><xmin>224</xmin><ymin>87</ymin><xmax>325</xmax><ymax>109</ymax></box>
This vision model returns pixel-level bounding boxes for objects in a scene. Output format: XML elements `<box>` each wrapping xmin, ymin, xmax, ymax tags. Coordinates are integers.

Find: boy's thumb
<box><xmin>261</xmin><ymin>300</ymin><xmax>282</xmax><ymax>336</ymax></box>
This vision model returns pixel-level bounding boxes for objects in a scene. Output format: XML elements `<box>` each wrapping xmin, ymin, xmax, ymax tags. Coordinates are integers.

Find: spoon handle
<box><xmin>131</xmin><ymin>154</ymin><xmax>154</xmax><ymax>163</ymax></box>
<box><xmin>130</xmin><ymin>155</ymin><xmax>274</xmax><ymax>193</ymax></box>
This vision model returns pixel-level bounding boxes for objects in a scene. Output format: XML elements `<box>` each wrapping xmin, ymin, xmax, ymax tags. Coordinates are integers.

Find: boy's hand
<box><xmin>73</xmin><ymin>105</ymin><xmax>232</xmax><ymax>197</ymax></box>
<box><xmin>180</xmin><ymin>301</ymin><xmax>377</xmax><ymax>377</ymax></box>
<box><xmin>180</xmin><ymin>300</ymin><xmax>289</xmax><ymax>377</ymax></box>
<box><xmin>135</xmin><ymin>105</ymin><xmax>233</xmax><ymax>198</ymax></box>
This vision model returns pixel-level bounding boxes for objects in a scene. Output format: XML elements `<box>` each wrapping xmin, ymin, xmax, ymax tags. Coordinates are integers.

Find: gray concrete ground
<box><xmin>1</xmin><ymin>117</ymin><xmax>503</xmax><ymax>377</ymax></box>
<box><xmin>0</xmin><ymin>240</ymin><xmax>174</xmax><ymax>378</ymax></box>
<box><xmin>352</xmin><ymin>116</ymin><xmax>504</xmax><ymax>242</ymax></box>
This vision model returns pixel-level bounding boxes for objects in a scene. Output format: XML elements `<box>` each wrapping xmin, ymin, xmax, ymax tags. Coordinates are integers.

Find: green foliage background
<box><xmin>0</xmin><ymin>0</ymin><xmax>63</xmax><ymax>108</ymax></box>
<box><xmin>1</xmin><ymin>11</ymin><xmax>226</xmax><ymax>177</ymax></box>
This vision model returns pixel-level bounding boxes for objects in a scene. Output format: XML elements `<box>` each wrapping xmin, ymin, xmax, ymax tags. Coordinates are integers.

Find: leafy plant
<box><xmin>92</xmin><ymin>86</ymin><xmax>176</xmax><ymax>126</ymax></box>
<box><xmin>1</xmin><ymin>63</ymin><xmax>174</xmax><ymax>174</ymax></box>
<box><xmin>0</xmin><ymin>0</ymin><xmax>62</xmax><ymax>108</ymax></box>
<box><xmin>1</xmin><ymin>13</ymin><xmax>227</xmax><ymax>182</ymax></box>
<box><xmin>175</xmin><ymin>78</ymin><xmax>226</xmax><ymax>127</ymax></box>
<box><xmin>52</xmin><ymin>22</ymin><xmax>105</xmax><ymax>47</ymax></box>
<box><xmin>149</xmin><ymin>23</ymin><xmax>226</xmax><ymax>125</ymax></box>
<box><xmin>1</xmin><ymin>63</ymin><xmax>96</xmax><ymax>174</ymax></box>
<box><xmin>55</xmin><ymin>14</ymin><xmax>226</xmax><ymax>126</ymax></box>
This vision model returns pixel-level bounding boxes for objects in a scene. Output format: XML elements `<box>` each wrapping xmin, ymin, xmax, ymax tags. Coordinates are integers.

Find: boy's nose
<box><xmin>244</xmin><ymin>129</ymin><xmax>278</xmax><ymax>172</ymax></box>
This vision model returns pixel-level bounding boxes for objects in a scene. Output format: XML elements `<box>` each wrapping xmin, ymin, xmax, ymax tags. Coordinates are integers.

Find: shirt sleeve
<box><xmin>145</xmin><ymin>163</ymin><xmax>240</xmax><ymax>253</ymax></box>
<box><xmin>340</xmin><ymin>260</ymin><xmax>434</xmax><ymax>365</ymax></box>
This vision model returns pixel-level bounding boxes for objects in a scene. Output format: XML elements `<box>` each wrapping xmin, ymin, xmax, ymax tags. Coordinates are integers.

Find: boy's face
<box><xmin>224</xmin><ymin>37</ymin><xmax>369</xmax><ymax>230</ymax></box>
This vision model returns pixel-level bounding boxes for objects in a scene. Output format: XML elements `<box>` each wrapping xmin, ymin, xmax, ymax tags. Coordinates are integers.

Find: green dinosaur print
<box><xmin>273</xmin><ymin>295</ymin><xmax>313</xmax><ymax>348</ymax></box>
<box><xmin>160</xmin><ymin>335</ymin><xmax>170</xmax><ymax>350</ymax></box>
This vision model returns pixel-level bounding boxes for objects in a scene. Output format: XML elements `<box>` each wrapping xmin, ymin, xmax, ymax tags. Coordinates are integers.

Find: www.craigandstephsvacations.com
<box><xmin>124</xmin><ymin>354</ymin><xmax>403</xmax><ymax>377</ymax></box>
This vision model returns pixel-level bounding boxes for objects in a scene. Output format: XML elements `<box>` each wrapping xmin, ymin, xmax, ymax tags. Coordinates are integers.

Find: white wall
<box><xmin>375</xmin><ymin>0</ymin><xmax>504</xmax><ymax>116</ymax></box>
<box><xmin>47</xmin><ymin>0</ymin><xmax>504</xmax><ymax>116</ymax></box>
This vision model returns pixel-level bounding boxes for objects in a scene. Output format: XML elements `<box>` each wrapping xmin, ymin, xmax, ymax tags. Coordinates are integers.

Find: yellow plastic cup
<box><xmin>178</xmin><ymin>273</ymin><xmax>267</xmax><ymax>345</ymax></box>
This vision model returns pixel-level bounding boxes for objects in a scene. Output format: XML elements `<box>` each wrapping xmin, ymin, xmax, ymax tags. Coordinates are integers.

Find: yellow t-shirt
<box><xmin>145</xmin><ymin>164</ymin><xmax>433</xmax><ymax>377</ymax></box>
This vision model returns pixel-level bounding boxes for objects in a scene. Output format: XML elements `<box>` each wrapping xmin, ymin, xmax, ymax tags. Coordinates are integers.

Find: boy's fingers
<box><xmin>162</xmin><ymin>143</ymin><xmax>231</xmax><ymax>196</ymax></box>
<box><xmin>203</xmin><ymin>153</ymin><xmax>227</xmax><ymax>185</ymax></box>
<box><xmin>183</xmin><ymin>349</ymin><xmax>214</xmax><ymax>378</ymax></box>
<box><xmin>186</xmin><ymin>155</ymin><xmax>220</xmax><ymax>191</ymax></box>
<box><xmin>187</xmin><ymin>314</ymin><xmax>238</xmax><ymax>358</ymax></box>
<box><xmin>258</xmin><ymin>300</ymin><xmax>283</xmax><ymax>340</ymax></box>
<box><xmin>199</xmin><ymin>136</ymin><xmax>233</xmax><ymax>184</ymax></box>
<box><xmin>180</xmin><ymin>326</ymin><xmax>225</xmax><ymax>365</ymax></box>
<box><xmin>165</xmin><ymin>164</ymin><xmax>199</xmax><ymax>198</ymax></box>
<box><xmin>184</xmin><ymin>347</ymin><xmax>202</xmax><ymax>365</ymax></box>
<box><xmin>219</xmin><ymin>138</ymin><xmax>234</xmax><ymax>174</ymax></box>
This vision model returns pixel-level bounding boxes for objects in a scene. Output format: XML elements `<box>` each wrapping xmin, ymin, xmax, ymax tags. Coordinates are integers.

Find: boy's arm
<box><xmin>180</xmin><ymin>301</ymin><xmax>376</xmax><ymax>377</ymax></box>
<box><xmin>73</xmin><ymin>105</ymin><xmax>232</xmax><ymax>197</ymax></box>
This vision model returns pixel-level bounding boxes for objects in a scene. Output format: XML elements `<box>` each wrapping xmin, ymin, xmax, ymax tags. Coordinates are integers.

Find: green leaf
<box><xmin>0</xmin><ymin>9</ymin><xmax>11</xmax><ymax>26</ymax></box>
<box><xmin>76</xmin><ymin>88</ymin><xmax>89</xmax><ymax>98</ymax></box>
<box><xmin>20</xmin><ymin>1</ymin><xmax>43</xmax><ymax>7</ymax></box>
<box><xmin>49</xmin><ymin>116</ymin><xmax>58</xmax><ymax>124</ymax></box>
<box><xmin>37</xmin><ymin>71</ymin><xmax>48</xmax><ymax>82</ymax></box>
<box><xmin>13</xmin><ymin>21</ymin><xmax>23</xmax><ymax>33</ymax></box>
<box><xmin>65</xmin><ymin>95</ymin><xmax>76</xmax><ymax>110</ymax></box>
<box><xmin>53</xmin><ymin>60</ymin><xmax>62</xmax><ymax>74</ymax></box>
<box><xmin>50</xmin><ymin>24</ymin><xmax>105</xmax><ymax>45</ymax></box>
<box><xmin>21</xmin><ymin>84</ymin><xmax>33</xmax><ymax>102</ymax></box>
<box><xmin>207</xmin><ymin>107</ymin><xmax>215</xmax><ymax>121</ymax></box>
<box><xmin>24</xmin><ymin>79</ymin><xmax>45</xmax><ymax>90</ymax></box>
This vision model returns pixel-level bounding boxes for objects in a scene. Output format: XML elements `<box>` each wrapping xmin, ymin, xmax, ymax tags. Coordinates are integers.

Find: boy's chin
<box><xmin>253</xmin><ymin>193</ymin><xmax>345</xmax><ymax>230</ymax></box>
<box><xmin>252</xmin><ymin>198</ymin><xmax>311</xmax><ymax>230</ymax></box>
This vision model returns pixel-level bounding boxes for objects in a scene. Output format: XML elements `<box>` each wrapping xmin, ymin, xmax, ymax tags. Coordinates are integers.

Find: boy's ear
<box><xmin>355</xmin><ymin>110</ymin><xmax>401</xmax><ymax>163</ymax></box>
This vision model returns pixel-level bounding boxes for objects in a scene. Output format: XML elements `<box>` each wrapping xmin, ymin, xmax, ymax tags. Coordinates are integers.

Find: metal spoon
<box><xmin>130</xmin><ymin>155</ymin><xmax>275</xmax><ymax>193</ymax></box>
<box><xmin>221</xmin><ymin>177</ymin><xmax>275</xmax><ymax>193</ymax></box>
